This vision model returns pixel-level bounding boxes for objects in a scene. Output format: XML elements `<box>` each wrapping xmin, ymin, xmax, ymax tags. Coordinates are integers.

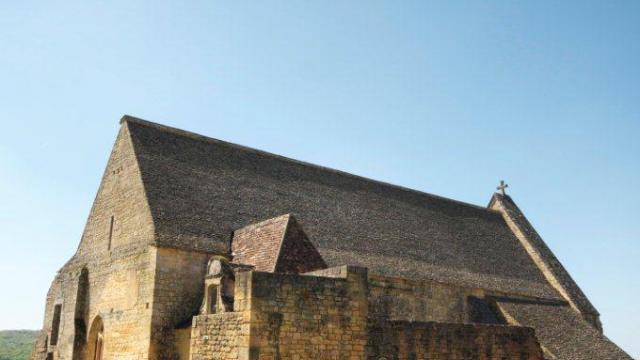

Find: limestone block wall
<box><xmin>83</xmin><ymin>249</ymin><xmax>155</xmax><ymax>360</ymax></box>
<box><xmin>308</xmin><ymin>268</ymin><xmax>487</xmax><ymax>326</ymax></box>
<box><xmin>246</xmin><ymin>267</ymin><xmax>369</xmax><ymax>360</ymax></box>
<box><xmin>368</xmin><ymin>275</ymin><xmax>483</xmax><ymax>325</ymax></box>
<box><xmin>34</xmin><ymin>247</ymin><xmax>156</xmax><ymax>360</ymax></box>
<box><xmin>187</xmin><ymin>267</ymin><xmax>543</xmax><ymax>360</ymax></box>
<box><xmin>33</xmin><ymin>123</ymin><xmax>159</xmax><ymax>360</ymax></box>
<box><xmin>189</xmin><ymin>313</ymin><xmax>245</xmax><ymax>360</ymax></box>
<box><xmin>34</xmin><ymin>273</ymin><xmax>63</xmax><ymax>360</ymax></box>
<box><xmin>173</xmin><ymin>328</ymin><xmax>191</xmax><ymax>360</ymax></box>
<box><xmin>368</xmin><ymin>321</ymin><xmax>543</xmax><ymax>360</ymax></box>
<box><xmin>149</xmin><ymin>247</ymin><xmax>210</xmax><ymax>360</ymax></box>
<box><xmin>76</xmin><ymin>121</ymin><xmax>156</xmax><ymax>257</ymax></box>
<box><xmin>66</xmin><ymin>121</ymin><xmax>157</xmax><ymax>360</ymax></box>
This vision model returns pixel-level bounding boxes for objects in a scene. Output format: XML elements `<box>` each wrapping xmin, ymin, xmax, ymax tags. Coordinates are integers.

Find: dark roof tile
<box><xmin>124</xmin><ymin>116</ymin><xmax>559</xmax><ymax>299</ymax></box>
<box><xmin>496</xmin><ymin>299</ymin><xmax>632</xmax><ymax>359</ymax></box>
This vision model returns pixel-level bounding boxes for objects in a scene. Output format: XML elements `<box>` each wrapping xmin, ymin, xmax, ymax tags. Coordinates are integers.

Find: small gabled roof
<box><xmin>230</xmin><ymin>214</ymin><xmax>327</xmax><ymax>273</ymax></box>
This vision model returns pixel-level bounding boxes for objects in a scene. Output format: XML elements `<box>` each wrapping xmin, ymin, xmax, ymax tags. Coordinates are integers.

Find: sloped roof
<box><xmin>272</xmin><ymin>214</ymin><xmax>327</xmax><ymax>273</ymax></box>
<box><xmin>231</xmin><ymin>214</ymin><xmax>327</xmax><ymax>273</ymax></box>
<box><xmin>231</xmin><ymin>214</ymin><xmax>290</xmax><ymax>272</ymax></box>
<box><xmin>124</xmin><ymin>116</ymin><xmax>560</xmax><ymax>299</ymax></box>
<box><xmin>496</xmin><ymin>299</ymin><xmax>632</xmax><ymax>360</ymax></box>
<box><xmin>490</xmin><ymin>193</ymin><xmax>599</xmax><ymax>318</ymax></box>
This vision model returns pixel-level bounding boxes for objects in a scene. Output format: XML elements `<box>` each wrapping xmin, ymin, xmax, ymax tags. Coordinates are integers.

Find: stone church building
<box><xmin>32</xmin><ymin>116</ymin><xmax>632</xmax><ymax>360</ymax></box>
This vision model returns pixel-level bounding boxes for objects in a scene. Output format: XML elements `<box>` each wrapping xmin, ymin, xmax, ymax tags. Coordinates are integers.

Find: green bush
<box><xmin>0</xmin><ymin>330</ymin><xmax>39</xmax><ymax>360</ymax></box>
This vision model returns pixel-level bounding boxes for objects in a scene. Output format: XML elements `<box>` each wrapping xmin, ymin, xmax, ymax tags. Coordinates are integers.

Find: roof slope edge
<box><xmin>120</xmin><ymin>115</ymin><xmax>492</xmax><ymax>213</ymax></box>
<box><xmin>489</xmin><ymin>193</ymin><xmax>600</xmax><ymax>329</ymax></box>
<box><xmin>120</xmin><ymin>114</ymin><xmax>564</xmax><ymax>300</ymax></box>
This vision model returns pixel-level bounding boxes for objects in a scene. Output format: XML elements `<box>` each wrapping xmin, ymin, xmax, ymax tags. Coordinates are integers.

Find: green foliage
<box><xmin>0</xmin><ymin>330</ymin><xmax>39</xmax><ymax>360</ymax></box>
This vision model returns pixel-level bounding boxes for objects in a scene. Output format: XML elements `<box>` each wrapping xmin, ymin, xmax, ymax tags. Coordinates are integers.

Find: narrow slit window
<box><xmin>108</xmin><ymin>216</ymin><xmax>114</xmax><ymax>250</ymax></box>
<box><xmin>50</xmin><ymin>304</ymin><xmax>62</xmax><ymax>346</ymax></box>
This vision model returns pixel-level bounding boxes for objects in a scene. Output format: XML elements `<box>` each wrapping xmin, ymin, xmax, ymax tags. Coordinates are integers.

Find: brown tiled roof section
<box><xmin>231</xmin><ymin>214</ymin><xmax>290</xmax><ymax>272</ymax></box>
<box><xmin>231</xmin><ymin>214</ymin><xmax>328</xmax><ymax>273</ymax></box>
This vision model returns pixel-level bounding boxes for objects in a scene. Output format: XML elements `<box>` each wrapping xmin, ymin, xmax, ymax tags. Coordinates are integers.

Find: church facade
<box><xmin>31</xmin><ymin>116</ymin><xmax>632</xmax><ymax>360</ymax></box>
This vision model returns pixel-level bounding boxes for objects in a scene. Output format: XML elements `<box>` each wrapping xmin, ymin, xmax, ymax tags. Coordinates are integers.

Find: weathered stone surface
<box><xmin>190</xmin><ymin>313</ymin><xmax>245</xmax><ymax>360</ymax></box>
<box><xmin>368</xmin><ymin>321</ymin><xmax>543</xmax><ymax>360</ymax></box>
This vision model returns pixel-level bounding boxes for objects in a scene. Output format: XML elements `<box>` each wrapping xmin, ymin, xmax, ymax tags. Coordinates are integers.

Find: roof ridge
<box><xmin>120</xmin><ymin>115</ymin><xmax>494</xmax><ymax>213</ymax></box>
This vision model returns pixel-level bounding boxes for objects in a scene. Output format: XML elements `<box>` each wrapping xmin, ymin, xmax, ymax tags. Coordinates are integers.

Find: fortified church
<box><xmin>32</xmin><ymin>116</ymin><xmax>632</xmax><ymax>360</ymax></box>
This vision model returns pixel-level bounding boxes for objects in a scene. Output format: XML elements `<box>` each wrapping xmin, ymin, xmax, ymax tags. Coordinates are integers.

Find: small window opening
<box><xmin>207</xmin><ymin>285</ymin><xmax>218</xmax><ymax>314</ymax></box>
<box><xmin>50</xmin><ymin>304</ymin><xmax>62</xmax><ymax>346</ymax></box>
<box><xmin>221</xmin><ymin>278</ymin><xmax>235</xmax><ymax>312</ymax></box>
<box><xmin>107</xmin><ymin>216</ymin><xmax>114</xmax><ymax>250</ymax></box>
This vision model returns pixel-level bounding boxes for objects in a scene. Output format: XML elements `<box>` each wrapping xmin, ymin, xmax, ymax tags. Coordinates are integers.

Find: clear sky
<box><xmin>0</xmin><ymin>0</ymin><xmax>638</xmax><ymax>356</ymax></box>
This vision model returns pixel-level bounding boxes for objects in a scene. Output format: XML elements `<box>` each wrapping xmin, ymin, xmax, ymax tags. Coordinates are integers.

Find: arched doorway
<box><xmin>86</xmin><ymin>316</ymin><xmax>104</xmax><ymax>360</ymax></box>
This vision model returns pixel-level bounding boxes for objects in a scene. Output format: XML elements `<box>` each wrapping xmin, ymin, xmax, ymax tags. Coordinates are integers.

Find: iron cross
<box><xmin>496</xmin><ymin>180</ymin><xmax>509</xmax><ymax>195</ymax></box>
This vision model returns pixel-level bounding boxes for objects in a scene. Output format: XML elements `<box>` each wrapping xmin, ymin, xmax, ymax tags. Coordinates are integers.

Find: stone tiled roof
<box><xmin>496</xmin><ymin>299</ymin><xmax>632</xmax><ymax>360</ymax></box>
<box><xmin>489</xmin><ymin>193</ymin><xmax>599</xmax><ymax>318</ymax></box>
<box><xmin>124</xmin><ymin>116</ymin><xmax>560</xmax><ymax>299</ymax></box>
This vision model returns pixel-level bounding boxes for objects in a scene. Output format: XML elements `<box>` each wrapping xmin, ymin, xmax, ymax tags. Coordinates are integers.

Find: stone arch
<box><xmin>86</xmin><ymin>316</ymin><xmax>104</xmax><ymax>360</ymax></box>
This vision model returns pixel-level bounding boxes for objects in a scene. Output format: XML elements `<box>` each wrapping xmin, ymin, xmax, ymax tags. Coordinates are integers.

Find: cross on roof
<box><xmin>496</xmin><ymin>180</ymin><xmax>509</xmax><ymax>195</ymax></box>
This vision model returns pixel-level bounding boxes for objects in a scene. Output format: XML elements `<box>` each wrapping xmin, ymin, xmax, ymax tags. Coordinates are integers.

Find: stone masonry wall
<box><xmin>368</xmin><ymin>321</ymin><xmax>543</xmax><ymax>360</ymax></box>
<box><xmin>186</xmin><ymin>267</ymin><xmax>543</xmax><ymax>360</ymax></box>
<box><xmin>33</xmin><ymin>123</ymin><xmax>157</xmax><ymax>360</ymax></box>
<box><xmin>246</xmin><ymin>267</ymin><xmax>369</xmax><ymax>360</ymax></box>
<box><xmin>190</xmin><ymin>313</ymin><xmax>245</xmax><ymax>360</ymax></box>
<box><xmin>368</xmin><ymin>275</ymin><xmax>483</xmax><ymax>325</ymax></box>
<box><xmin>150</xmin><ymin>247</ymin><xmax>211</xmax><ymax>360</ymax></box>
<box><xmin>38</xmin><ymin>245</ymin><xmax>155</xmax><ymax>360</ymax></box>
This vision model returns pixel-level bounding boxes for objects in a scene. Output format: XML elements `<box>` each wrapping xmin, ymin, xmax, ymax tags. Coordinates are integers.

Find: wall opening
<box><xmin>207</xmin><ymin>285</ymin><xmax>218</xmax><ymax>314</ymax></box>
<box><xmin>86</xmin><ymin>316</ymin><xmax>104</xmax><ymax>360</ymax></box>
<box><xmin>50</xmin><ymin>304</ymin><xmax>62</xmax><ymax>346</ymax></box>
<box><xmin>107</xmin><ymin>216</ymin><xmax>114</xmax><ymax>250</ymax></box>
<box><xmin>221</xmin><ymin>278</ymin><xmax>235</xmax><ymax>312</ymax></box>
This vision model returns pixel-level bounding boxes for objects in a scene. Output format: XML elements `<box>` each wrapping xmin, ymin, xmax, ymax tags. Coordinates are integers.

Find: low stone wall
<box><xmin>247</xmin><ymin>267</ymin><xmax>369</xmax><ymax>359</ymax></box>
<box><xmin>368</xmin><ymin>275</ymin><xmax>474</xmax><ymax>325</ymax></box>
<box><xmin>190</xmin><ymin>313</ymin><xmax>245</xmax><ymax>360</ymax></box>
<box><xmin>188</xmin><ymin>267</ymin><xmax>544</xmax><ymax>360</ymax></box>
<box><xmin>368</xmin><ymin>321</ymin><xmax>543</xmax><ymax>360</ymax></box>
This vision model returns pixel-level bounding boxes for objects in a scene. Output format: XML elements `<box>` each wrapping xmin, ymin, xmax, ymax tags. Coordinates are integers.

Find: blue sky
<box><xmin>0</xmin><ymin>0</ymin><xmax>638</xmax><ymax>356</ymax></box>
